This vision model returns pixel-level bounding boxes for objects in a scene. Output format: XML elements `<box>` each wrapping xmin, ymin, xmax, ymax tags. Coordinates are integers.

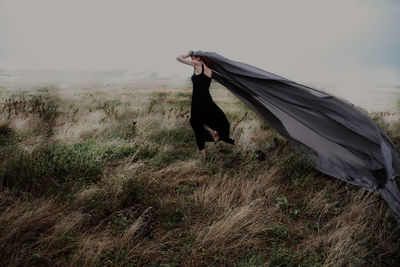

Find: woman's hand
<box><xmin>182</xmin><ymin>50</ymin><xmax>193</xmax><ymax>58</ymax></box>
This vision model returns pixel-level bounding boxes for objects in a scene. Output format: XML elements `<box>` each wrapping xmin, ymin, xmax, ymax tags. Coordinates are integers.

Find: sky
<box><xmin>0</xmin><ymin>0</ymin><xmax>399</xmax><ymax>85</ymax></box>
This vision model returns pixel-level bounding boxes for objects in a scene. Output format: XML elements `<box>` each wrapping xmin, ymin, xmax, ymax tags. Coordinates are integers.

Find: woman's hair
<box><xmin>199</xmin><ymin>56</ymin><xmax>212</xmax><ymax>68</ymax></box>
<box><xmin>191</xmin><ymin>54</ymin><xmax>212</xmax><ymax>68</ymax></box>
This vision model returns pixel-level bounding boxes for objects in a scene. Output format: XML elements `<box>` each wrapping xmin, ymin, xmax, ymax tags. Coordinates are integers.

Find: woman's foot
<box><xmin>199</xmin><ymin>149</ymin><xmax>206</xmax><ymax>160</ymax></box>
<box><xmin>202</xmin><ymin>124</ymin><xmax>219</xmax><ymax>143</ymax></box>
<box><xmin>211</xmin><ymin>130</ymin><xmax>219</xmax><ymax>143</ymax></box>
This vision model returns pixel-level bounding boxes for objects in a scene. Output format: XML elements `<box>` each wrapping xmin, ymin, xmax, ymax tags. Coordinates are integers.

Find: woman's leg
<box><xmin>202</xmin><ymin>123</ymin><xmax>219</xmax><ymax>142</ymax></box>
<box><xmin>190</xmin><ymin>117</ymin><xmax>206</xmax><ymax>151</ymax></box>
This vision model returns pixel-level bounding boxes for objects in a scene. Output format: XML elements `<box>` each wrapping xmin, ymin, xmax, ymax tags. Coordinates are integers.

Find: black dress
<box><xmin>189</xmin><ymin>62</ymin><xmax>235</xmax><ymax>150</ymax></box>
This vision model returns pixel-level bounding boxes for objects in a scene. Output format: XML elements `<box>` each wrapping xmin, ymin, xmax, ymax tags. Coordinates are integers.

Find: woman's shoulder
<box><xmin>202</xmin><ymin>62</ymin><xmax>211</xmax><ymax>69</ymax></box>
<box><xmin>202</xmin><ymin>63</ymin><xmax>212</xmax><ymax>78</ymax></box>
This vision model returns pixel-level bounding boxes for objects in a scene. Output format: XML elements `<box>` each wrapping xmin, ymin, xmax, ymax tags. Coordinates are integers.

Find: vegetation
<box><xmin>0</xmin><ymin>81</ymin><xmax>399</xmax><ymax>266</ymax></box>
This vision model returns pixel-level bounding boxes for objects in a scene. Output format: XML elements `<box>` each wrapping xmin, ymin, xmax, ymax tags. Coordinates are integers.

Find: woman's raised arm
<box><xmin>176</xmin><ymin>51</ymin><xmax>200</xmax><ymax>67</ymax></box>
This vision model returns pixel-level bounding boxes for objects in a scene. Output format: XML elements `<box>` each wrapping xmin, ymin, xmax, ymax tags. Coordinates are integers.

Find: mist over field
<box><xmin>1</xmin><ymin>69</ymin><xmax>399</xmax><ymax>116</ymax></box>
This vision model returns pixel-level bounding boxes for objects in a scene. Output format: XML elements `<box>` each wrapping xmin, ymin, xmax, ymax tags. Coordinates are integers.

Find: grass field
<box><xmin>1</xmin><ymin>80</ymin><xmax>399</xmax><ymax>266</ymax></box>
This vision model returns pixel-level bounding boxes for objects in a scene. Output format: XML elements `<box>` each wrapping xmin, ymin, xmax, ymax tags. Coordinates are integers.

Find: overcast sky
<box><xmin>0</xmin><ymin>0</ymin><xmax>399</xmax><ymax>84</ymax></box>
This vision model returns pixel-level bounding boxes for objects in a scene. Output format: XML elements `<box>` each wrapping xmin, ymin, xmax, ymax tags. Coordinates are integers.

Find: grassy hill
<box><xmin>0</xmin><ymin>81</ymin><xmax>399</xmax><ymax>266</ymax></box>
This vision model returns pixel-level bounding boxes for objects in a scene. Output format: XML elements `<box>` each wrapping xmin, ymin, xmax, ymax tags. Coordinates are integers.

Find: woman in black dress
<box><xmin>176</xmin><ymin>50</ymin><xmax>235</xmax><ymax>159</ymax></box>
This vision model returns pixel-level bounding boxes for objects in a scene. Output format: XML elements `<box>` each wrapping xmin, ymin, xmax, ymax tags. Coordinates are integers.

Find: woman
<box><xmin>176</xmin><ymin>50</ymin><xmax>235</xmax><ymax>159</ymax></box>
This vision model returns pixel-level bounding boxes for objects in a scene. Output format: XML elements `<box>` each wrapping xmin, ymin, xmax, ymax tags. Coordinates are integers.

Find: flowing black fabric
<box><xmin>192</xmin><ymin>50</ymin><xmax>400</xmax><ymax>222</ymax></box>
<box><xmin>190</xmin><ymin>62</ymin><xmax>235</xmax><ymax>150</ymax></box>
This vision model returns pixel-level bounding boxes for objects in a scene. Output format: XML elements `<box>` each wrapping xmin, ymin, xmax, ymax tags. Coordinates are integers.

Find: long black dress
<box><xmin>189</xmin><ymin>62</ymin><xmax>235</xmax><ymax>150</ymax></box>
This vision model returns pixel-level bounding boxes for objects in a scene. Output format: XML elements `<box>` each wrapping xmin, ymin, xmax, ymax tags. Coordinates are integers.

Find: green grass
<box><xmin>0</xmin><ymin>133</ymin><xmax>141</xmax><ymax>195</ymax></box>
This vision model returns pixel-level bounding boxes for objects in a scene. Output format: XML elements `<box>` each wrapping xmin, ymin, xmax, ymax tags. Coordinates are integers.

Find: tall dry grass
<box><xmin>0</xmin><ymin>80</ymin><xmax>399</xmax><ymax>266</ymax></box>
